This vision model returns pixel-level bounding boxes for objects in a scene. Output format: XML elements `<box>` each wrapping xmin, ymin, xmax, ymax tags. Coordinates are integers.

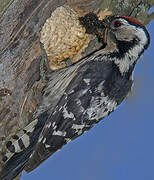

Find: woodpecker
<box><xmin>0</xmin><ymin>15</ymin><xmax>150</xmax><ymax>180</ymax></box>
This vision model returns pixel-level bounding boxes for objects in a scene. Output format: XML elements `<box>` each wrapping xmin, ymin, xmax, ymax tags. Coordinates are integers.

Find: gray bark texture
<box><xmin>0</xmin><ymin>0</ymin><xmax>153</xmax><ymax>179</ymax></box>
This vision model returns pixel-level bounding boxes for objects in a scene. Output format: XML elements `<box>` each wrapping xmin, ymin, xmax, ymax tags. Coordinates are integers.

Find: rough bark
<box><xmin>0</xmin><ymin>0</ymin><xmax>153</xmax><ymax>178</ymax></box>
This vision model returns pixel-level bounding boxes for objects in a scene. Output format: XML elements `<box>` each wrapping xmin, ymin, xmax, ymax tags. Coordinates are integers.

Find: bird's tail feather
<box><xmin>0</xmin><ymin>118</ymin><xmax>45</xmax><ymax>180</ymax></box>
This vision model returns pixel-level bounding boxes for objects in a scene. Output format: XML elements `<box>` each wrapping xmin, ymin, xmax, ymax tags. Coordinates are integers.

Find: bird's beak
<box><xmin>103</xmin><ymin>27</ymin><xmax>108</xmax><ymax>45</ymax></box>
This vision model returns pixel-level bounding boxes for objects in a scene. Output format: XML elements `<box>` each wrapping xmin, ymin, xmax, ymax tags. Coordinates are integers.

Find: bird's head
<box><xmin>107</xmin><ymin>16</ymin><xmax>150</xmax><ymax>49</ymax></box>
<box><xmin>105</xmin><ymin>16</ymin><xmax>150</xmax><ymax>54</ymax></box>
<box><xmin>103</xmin><ymin>16</ymin><xmax>150</xmax><ymax>74</ymax></box>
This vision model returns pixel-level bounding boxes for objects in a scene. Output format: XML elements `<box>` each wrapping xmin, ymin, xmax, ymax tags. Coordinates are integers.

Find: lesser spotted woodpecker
<box><xmin>0</xmin><ymin>15</ymin><xmax>150</xmax><ymax>180</ymax></box>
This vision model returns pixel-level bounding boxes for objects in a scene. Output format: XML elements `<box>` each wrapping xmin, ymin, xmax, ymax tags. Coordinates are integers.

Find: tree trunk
<box><xmin>0</xmin><ymin>0</ymin><xmax>153</xmax><ymax>178</ymax></box>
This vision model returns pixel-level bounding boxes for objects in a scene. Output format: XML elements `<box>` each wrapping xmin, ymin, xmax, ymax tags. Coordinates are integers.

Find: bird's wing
<box><xmin>24</xmin><ymin>60</ymin><xmax>121</xmax><ymax>172</ymax></box>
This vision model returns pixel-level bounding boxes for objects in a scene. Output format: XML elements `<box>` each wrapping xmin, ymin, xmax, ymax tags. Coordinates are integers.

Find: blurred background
<box><xmin>22</xmin><ymin>7</ymin><xmax>154</xmax><ymax>180</ymax></box>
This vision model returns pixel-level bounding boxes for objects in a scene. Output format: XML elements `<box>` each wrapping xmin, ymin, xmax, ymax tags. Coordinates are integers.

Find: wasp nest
<box><xmin>40</xmin><ymin>6</ymin><xmax>112</xmax><ymax>71</ymax></box>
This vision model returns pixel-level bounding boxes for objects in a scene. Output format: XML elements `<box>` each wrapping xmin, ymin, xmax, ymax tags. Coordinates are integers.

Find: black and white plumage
<box><xmin>0</xmin><ymin>16</ymin><xmax>150</xmax><ymax>180</ymax></box>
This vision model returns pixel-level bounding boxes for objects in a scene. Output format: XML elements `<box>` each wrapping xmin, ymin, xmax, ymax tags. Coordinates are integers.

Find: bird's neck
<box><xmin>106</xmin><ymin>38</ymin><xmax>145</xmax><ymax>75</ymax></box>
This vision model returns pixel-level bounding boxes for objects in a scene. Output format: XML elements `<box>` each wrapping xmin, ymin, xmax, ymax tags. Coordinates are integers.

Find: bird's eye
<box><xmin>113</xmin><ymin>20</ymin><xmax>122</xmax><ymax>28</ymax></box>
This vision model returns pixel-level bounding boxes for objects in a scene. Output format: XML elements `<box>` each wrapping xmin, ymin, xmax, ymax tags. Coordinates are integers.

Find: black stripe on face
<box><xmin>108</xmin><ymin>38</ymin><xmax>139</xmax><ymax>59</ymax></box>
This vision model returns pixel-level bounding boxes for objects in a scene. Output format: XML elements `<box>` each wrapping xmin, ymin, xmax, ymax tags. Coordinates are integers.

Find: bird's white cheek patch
<box><xmin>114</xmin><ymin>27</ymin><xmax>148</xmax><ymax>74</ymax></box>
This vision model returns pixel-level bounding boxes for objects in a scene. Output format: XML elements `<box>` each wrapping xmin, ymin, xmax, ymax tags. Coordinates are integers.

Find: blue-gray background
<box><xmin>22</xmin><ymin>7</ymin><xmax>154</xmax><ymax>180</ymax></box>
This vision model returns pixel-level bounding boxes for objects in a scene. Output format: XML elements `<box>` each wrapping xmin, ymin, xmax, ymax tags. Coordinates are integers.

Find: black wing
<box><xmin>25</xmin><ymin>59</ymin><xmax>132</xmax><ymax>172</ymax></box>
